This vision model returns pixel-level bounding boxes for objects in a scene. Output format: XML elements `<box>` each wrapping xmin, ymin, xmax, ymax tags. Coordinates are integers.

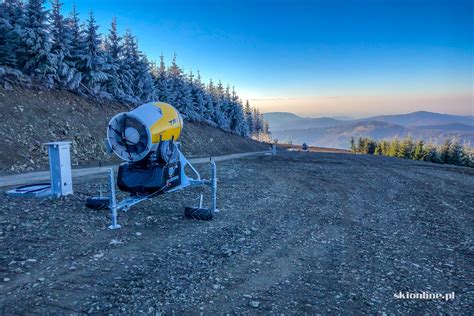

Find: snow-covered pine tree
<box><xmin>49</xmin><ymin>0</ymin><xmax>80</xmax><ymax>89</ymax></box>
<box><xmin>167</xmin><ymin>54</ymin><xmax>196</xmax><ymax>118</ymax></box>
<box><xmin>120</xmin><ymin>29</ymin><xmax>141</xmax><ymax>104</ymax></box>
<box><xmin>252</xmin><ymin>107</ymin><xmax>263</xmax><ymax>137</ymax></box>
<box><xmin>153</xmin><ymin>54</ymin><xmax>169</xmax><ymax>103</ymax></box>
<box><xmin>78</xmin><ymin>11</ymin><xmax>109</xmax><ymax>96</ymax></box>
<box><xmin>0</xmin><ymin>0</ymin><xmax>19</xmax><ymax>67</ymax></box>
<box><xmin>227</xmin><ymin>86</ymin><xmax>247</xmax><ymax>136</ymax></box>
<box><xmin>121</xmin><ymin>29</ymin><xmax>155</xmax><ymax>103</ymax></box>
<box><xmin>188</xmin><ymin>70</ymin><xmax>206</xmax><ymax>121</ymax></box>
<box><xmin>244</xmin><ymin>100</ymin><xmax>253</xmax><ymax>135</ymax></box>
<box><xmin>63</xmin><ymin>3</ymin><xmax>83</xmax><ymax>90</ymax></box>
<box><xmin>206</xmin><ymin>78</ymin><xmax>219</xmax><ymax>126</ymax></box>
<box><xmin>448</xmin><ymin>138</ymin><xmax>463</xmax><ymax>165</ymax></box>
<box><xmin>197</xmin><ymin>71</ymin><xmax>211</xmax><ymax>121</ymax></box>
<box><xmin>0</xmin><ymin>0</ymin><xmax>27</xmax><ymax>70</ymax></box>
<box><xmin>214</xmin><ymin>80</ymin><xmax>230</xmax><ymax>130</ymax></box>
<box><xmin>136</xmin><ymin>54</ymin><xmax>155</xmax><ymax>102</ymax></box>
<box><xmin>17</xmin><ymin>0</ymin><xmax>55</xmax><ymax>85</ymax></box>
<box><xmin>439</xmin><ymin>139</ymin><xmax>451</xmax><ymax>164</ymax></box>
<box><xmin>103</xmin><ymin>17</ymin><xmax>125</xmax><ymax>100</ymax></box>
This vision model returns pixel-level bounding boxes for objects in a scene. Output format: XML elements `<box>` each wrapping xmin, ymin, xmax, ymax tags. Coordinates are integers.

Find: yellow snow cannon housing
<box><xmin>107</xmin><ymin>102</ymin><xmax>183</xmax><ymax>162</ymax></box>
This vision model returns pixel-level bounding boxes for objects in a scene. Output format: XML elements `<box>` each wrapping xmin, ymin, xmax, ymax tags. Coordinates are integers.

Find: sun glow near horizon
<box><xmin>247</xmin><ymin>91</ymin><xmax>473</xmax><ymax>118</ymax></box>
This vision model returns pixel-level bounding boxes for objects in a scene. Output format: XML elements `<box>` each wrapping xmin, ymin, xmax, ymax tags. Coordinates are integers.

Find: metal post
<box><xmin>210</xmin><ymin>160</ymin><xmax>218</xmax><ymax>213</ymax></box>
<box><xmin>108</xmin><ymin>168</ymin><xmax>121</xmax><ymax>229</ymax></box>
<box><xmin>272</xmin><ymin>144</ymin><xmax>277</xmax><ymax>155</ymax></box>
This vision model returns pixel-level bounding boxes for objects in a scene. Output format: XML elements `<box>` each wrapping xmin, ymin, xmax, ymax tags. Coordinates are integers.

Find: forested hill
<box><xmin>0</xmin><ymin>0</ymin><xmax>270</xmax><ymax>139</ymax></box>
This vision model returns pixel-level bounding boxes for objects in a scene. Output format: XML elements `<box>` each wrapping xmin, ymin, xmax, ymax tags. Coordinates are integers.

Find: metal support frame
<box><xmin>106</xmin><ymin>148</ymin><xmax>217</xmax><ymax>229</ymax></box>
<box><xmin>108</xmin><ymin>168</ymin><xmax>121</xmax><ymax>229</ymax></box>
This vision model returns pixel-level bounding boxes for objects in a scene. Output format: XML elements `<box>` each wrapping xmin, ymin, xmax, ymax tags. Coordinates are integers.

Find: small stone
<box><xmin>135</xmin><ymin>232</ymin><xmax>142</xmax><ymax>236</ymax></box>
<box><xmin>3</xmin><ymin>278</ymin><xmax>10</xmax><ymax>282</ymax></box>
<box><xmin>109</xmin><ymin>239</ymin><xmax>122</xmax><ymax>245</ymax></box>
<box><xmin>249</xmin><ymin>301</ymin><xmax>260</xmax><ymax>308</ymax></box>
<box><xmin>38</xmin><ymin>277</ymin><xmax>45</xmax><ymax>282</ymax></box>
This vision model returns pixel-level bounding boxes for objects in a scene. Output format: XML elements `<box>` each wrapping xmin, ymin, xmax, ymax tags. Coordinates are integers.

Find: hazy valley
<box><xmin>264</xmin><ymin>111</ymin><xmax>474</xmax><ymax>149</ymax></box>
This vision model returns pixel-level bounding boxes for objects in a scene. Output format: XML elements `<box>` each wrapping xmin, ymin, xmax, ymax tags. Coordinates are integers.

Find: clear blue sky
<box><xmin>58</xmin><ymin>0</ymin><xmax>473</xmax><ymax>116</ymax></box>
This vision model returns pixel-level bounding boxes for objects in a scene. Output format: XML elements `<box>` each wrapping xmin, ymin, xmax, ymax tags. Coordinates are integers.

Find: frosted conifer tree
<box><xmin>0</xmin><ymin>1</ymin><xmax>20</xmax><ymax>67</ymax></box>
<box><xmin>228</xmin><ymin>86</ymin><xmax>247</xmax><ymax>135</ymax></box>
<box><xmin>49</xmin><ymin>0</ymin><xmax>80</xmax><ymax>89</ymax></box>
<box><xmin>78</xmin><ymin>12</ymin><xmax>109</xmax><ymax>95</ymax></box>
<box><xmin>104</xmin><ymin>17</ymin><xmax>126</xmax><ymax>100</ymax></box>
<box><xmin>167</xmin><ymin>54</ymin><xmax>195</xmax><ymax>118</ymax></box>
<box><xmin>244</xmin><ymin>100</ymin><xmax>254</xmax><ymax>135</ymax></box>
<box><xmin>195</xmin><ymin>71</ymin><xmax>214</xmax><ymax>123</ymax></box>
<box><xmin>153</xmin><ymin>54</ymin><xmax>169</xmax><ymax>103</ymax></box>
<box><xmin>121</xmin><ymin>30</ymin><xmax>155</xmax><ymax>103</ymax></box>
<box><xmin>17</xmin><ymin>0</ymin><xmax>54</xmax><ymax>85</ymax></box>
<box><xmin>136</xmin><ymin>54</ymin><xmax>155</xmax><ymax>102</ymax></box>
<box><xmin>207</xmin><ymin>78</ymin><xmax>219</xmax><ymax>126</ymax></box>
<box><xmin>214</xmin><ymin>81</ymin><xmax>230</xmax><ymax>129</ymax></box>
<box><xmin>188</xmin><ymin>70</ymin><xmax>206</xmax><ymax>121</ymax></box>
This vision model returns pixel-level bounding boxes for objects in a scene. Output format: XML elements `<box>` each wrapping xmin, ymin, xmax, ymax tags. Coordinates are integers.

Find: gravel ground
<box><xmin>0</xmin><ymin>151</ymin><xmax>472</xmax><ymax>314</ymax></box>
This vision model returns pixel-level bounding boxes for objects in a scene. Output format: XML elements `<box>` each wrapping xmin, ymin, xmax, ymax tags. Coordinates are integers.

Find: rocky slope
<box><xmin>0</xmin><ymin>86</ymin><xmax>268</xmax><ymax>173</ymax></box>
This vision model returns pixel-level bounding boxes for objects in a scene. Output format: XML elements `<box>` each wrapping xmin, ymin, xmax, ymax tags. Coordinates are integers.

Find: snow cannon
<box><xmin>88</xmin><ymin>101</ymin><xmax>218</xmax><ymax>230</ymax></box>
<box><xmin>107</xmin><ymin>102</ymin><xmax>183</xmax><ymax>162</ymax></box>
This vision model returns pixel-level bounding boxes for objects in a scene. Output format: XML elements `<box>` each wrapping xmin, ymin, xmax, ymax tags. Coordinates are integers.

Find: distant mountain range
<box><xmin>264</xmin><ymin>111</ymin><xmax>474</xmax><ymax>149</ymax></box>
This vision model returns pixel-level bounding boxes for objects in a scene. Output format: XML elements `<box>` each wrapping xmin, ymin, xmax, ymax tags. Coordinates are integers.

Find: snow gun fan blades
<box><xmin>107</xmin><ymin>102</ymin><xmax>183</xmax><ymax>162</ymax></box>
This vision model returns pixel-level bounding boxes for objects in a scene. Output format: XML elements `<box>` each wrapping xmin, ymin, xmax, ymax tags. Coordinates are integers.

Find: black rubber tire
<box><xmin>184</xmin><ymin>207</ymin><xmax>213</xmax><ymax>220</ymax></box>
<box><xmin>85</xmin><ymin>197</ymin><xmax>110</xmax><ymax>210</ymax></box>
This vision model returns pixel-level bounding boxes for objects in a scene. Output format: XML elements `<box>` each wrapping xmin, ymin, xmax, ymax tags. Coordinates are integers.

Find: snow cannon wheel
<box><xmin>85</xmin><ymin>197</ymin><xmax>110</xmax><ymax>210</ymax></box>
<box><xmin>184</xmin><ymin>207</ymin><xmax>213</xmax><ymax>220</ymax></box>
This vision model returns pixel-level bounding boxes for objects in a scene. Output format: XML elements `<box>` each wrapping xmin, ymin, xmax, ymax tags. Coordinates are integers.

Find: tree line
<box><xmin>350</xmin><ymin>136</ymin><xmax>473</xmax><ymax>167</ymax></box>
<box><xmin>0</xmin><ymin>0</ymin><xmax>270</xmax><ymax>139</ymax></box>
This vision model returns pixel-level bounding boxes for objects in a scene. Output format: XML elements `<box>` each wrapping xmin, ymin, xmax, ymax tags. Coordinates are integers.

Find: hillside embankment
<box><xmin>0</xmin><ymin>151</ymin><xmax>472</xmax><ymax>313</ymax></box>
<box><xmin>0</xmin><ymin>86</ymin><xmax>268</xmax><ymax>174</ymax></box>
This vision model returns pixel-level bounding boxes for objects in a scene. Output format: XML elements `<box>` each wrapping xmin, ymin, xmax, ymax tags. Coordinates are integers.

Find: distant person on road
<box><xmin>302</xmin><ymin>143</ymin><xmax>308</xmax><ymax>151</ymax></box>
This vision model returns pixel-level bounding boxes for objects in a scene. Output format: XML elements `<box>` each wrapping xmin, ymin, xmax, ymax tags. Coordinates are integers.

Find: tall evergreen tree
<box><xmin>207</xmin><ymin>78</ymin><xmax>219</xmax><ymax>126</ymax></box>
<box><xmin>49</xmin><ymin>0</ymin><xmax>80</xmax><ymax>88</ymax></box>
<box><xmin>17</xmin><ymin>0</ymin><xmax>54</xmax><ymax>84</ymax></box>
<box><xmin>0</xmin><ymin>0</ymin><xmax>20</xmax><ymax>67</ymax></box>
<box><xmin>412</xmin><ymin>140</ymin><xmax>425</xmax><ymax>160</ymax></box>
<box><xmin>104</xmin><ymin>17</ymin><xmax>126</xmax><ymax>100</ymax></box>
<box><xmin>227</xmin><ymin>86</ymin><xmax>247</xmax><ymax>135</ymax></box>
<box><xmin>448</xmin><ymin>139</ymin><xmax>463</xmax><ymax>165</ymax></box>
<box><xmin>153</xmin><ymin>54</ymin><xmax>169</xmax><ymax>103</ymax></box>
<box><xmin>188</xmin><ymin>70</ymin><xmax>207</xmax><ymax>121</ymax></box>
<box><xmin>350</xmin><ymin>136</ymin><xmax>356</xmax><ymax>153</ymax></box>
<box><xmin>374</xmin><ymin>142</ymin><xmax>382</xmax><ymax>155</ymax></box>
<box><xmin>244</xmin><ymin>100</ymin><xmax>254</xmax><ymax>136</ymax></box>
<box><xmin>65</xmin><ymin>3</ymin><xmax>83</xmax><ymax>63</ymax></box>
<box><xmin>423</xmin><ymin>144</ymin><xmax>439</xmax><ymax>163</ymax></box>
<box><xmin>77</xmin><ymin>11</ymin><xmax>109</xmax><ymax>94</ymax></box>
<box><xmin>213</xmin><ymin>80</ymin><xmax>230</xmax><ymax>129</ymax></box>
<box><xmin>439</xmin><ymin>139</ymin><xmax>451</xmax><ymax>164</ymax></box>
<box><xmin>388</xmin><ymin>138</ymin><xmax>400</xmax><ymax>157</ymax></box>
<box><xmin>398</xmin><ymin>136</ymin><xmax>414</xmax><ymax>159</ymax></box>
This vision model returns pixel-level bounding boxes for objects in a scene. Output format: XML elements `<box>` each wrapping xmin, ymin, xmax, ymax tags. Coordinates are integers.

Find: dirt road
<box><xmin>0</xmin><ymin>150</ymin><xmax>269</xmax><ymax>188</ymax></box>
<box><xmin>0</xmin><ymin>151</ymin><xmax>472</xmax><ymax>314</ymax></box>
